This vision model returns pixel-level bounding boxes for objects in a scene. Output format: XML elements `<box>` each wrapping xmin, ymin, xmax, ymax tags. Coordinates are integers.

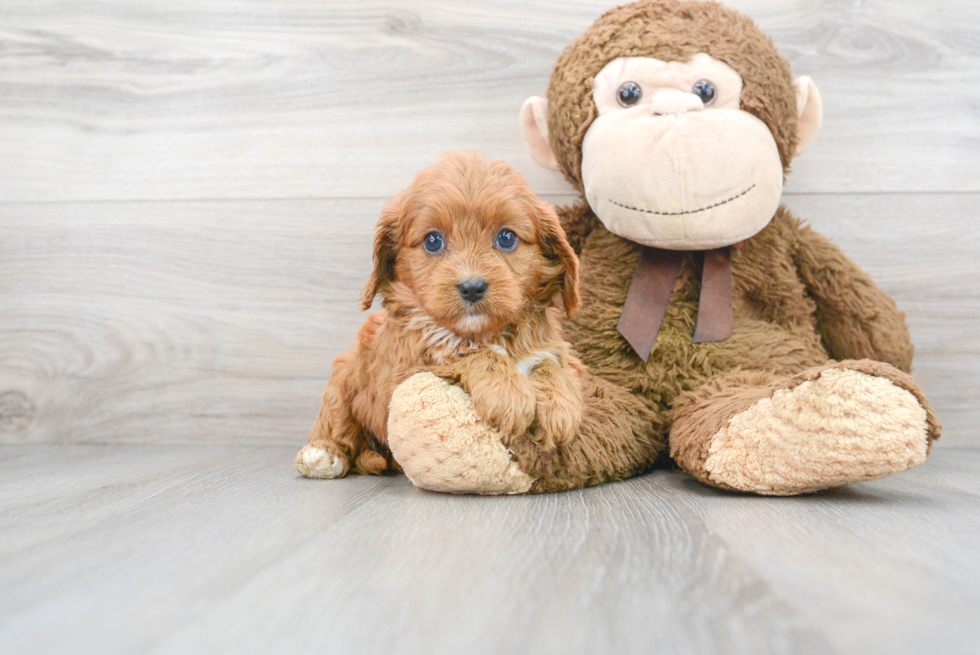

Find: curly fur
<box><xmin>297</xmin><ymin>151</ymin><xmax>662</xmax><ymax>484</ymax></box>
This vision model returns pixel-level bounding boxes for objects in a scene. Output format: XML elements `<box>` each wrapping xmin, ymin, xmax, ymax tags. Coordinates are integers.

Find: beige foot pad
<box><xmin>295</xmin><ymin>444</ymin><xmax>347</xmax><ymax>479</ymax></box>
<box><xmin>705</xmin><ymin>367</ymin><xmax>929</xmax><ymax>495</ymax></box>
<box><xmin>387</xmin><ymin>372</ymin><xmax>534</xmax><ymax>495</ymax></box>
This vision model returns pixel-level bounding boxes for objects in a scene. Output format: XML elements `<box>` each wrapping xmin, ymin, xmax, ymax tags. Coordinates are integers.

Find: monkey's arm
<box><xmin>792</xmin><ymin>222</ymin><xmax>914</xmax><ymax>372</ymax></box>
<box><xmin>555</xmin><ymin>200</ymin><xmax>598</xmax><ymax>255</ymax></box>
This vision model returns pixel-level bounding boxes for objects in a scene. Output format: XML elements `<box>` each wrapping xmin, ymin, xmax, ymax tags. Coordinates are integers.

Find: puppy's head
<box><xmin>360</xmin><ymin>151</ymin><xmax>579</xmax><ymax>341</ymax></box>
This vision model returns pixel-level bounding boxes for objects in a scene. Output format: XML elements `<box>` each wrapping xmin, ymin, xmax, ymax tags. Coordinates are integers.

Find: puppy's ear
<box><xmin>359</xmin><ymin>193</ymin><xmax>405</xmax><ymax>311</ymax></box>
<box><xmin>536</xmin><ymin>201</ymin><xmax>580</xmax><ymax>318</ymax></box>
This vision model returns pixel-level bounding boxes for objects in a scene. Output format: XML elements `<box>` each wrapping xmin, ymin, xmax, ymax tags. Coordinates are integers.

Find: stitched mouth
<box><xmin>609</xmin><ymin>184</ymin><xmax>755</xmax><ymax>216</ymax></box>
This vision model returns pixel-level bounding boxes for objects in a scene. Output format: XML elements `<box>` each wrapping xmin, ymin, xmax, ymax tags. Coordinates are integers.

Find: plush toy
<box><xmin>384</xmin><ymin>0</ymin><xmax>941</xmax><ymax>495</ymax></box>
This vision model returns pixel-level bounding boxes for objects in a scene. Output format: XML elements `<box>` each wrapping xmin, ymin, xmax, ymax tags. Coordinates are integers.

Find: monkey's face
<box><xmin>581</xmin><ymin>53</ymin><xmax>783</xmax><ymax>250</ymax></box>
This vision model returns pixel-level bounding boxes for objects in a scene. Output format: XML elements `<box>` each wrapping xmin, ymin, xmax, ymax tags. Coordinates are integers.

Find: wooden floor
<box><xmin>2</xmin><ymin>441</ymin><xmax>979</xmax><ymax>655</ymax></box>
<box><xmin>2</xmin><ymin>1</ymin><xmax>979</xmax><ymax>653</ymax></box>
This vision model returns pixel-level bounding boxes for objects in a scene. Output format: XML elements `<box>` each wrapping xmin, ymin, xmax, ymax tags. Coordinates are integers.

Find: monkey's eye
<box><xmin>423</xmin><ymin>232</ymin><xmax>445</xmax><ymax>253</ymax></box>
<box><xmin>495</xmin><ymin>228</ymin><xmax>518</xmax><ymax>251</ymax></box>
<box><xmin>692</xmin><ymin>79</ymin><xmax>716</xmax><ymax>106</ymax></box>
<box><xmin>617</xmin><ymin>81</ymin><xmax>642</xmax><ymax>107</ymax></box>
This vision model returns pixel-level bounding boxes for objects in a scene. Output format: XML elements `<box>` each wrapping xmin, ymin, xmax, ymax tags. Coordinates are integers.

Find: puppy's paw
<box><xmin>295</xmin><ymin>443</ymin><xmax>349</xmax><ymax>479</ymax></box>
<box><xmin>471</xmin><ymin>383</ymin><xmax>537</xmax><ymax>437</ymax></box>
<box><xmin>353</xmin><ymin>449</ymin><xmax>389</xmax><ymax>476</ymax></box>
<box><xmin>535</xmin><ymin>398</ymin><xmax>583</xmax><ymax>448</ymax></box>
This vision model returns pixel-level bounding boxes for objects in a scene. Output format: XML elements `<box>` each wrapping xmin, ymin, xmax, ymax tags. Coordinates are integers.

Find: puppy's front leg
<box><xmin>435</xmin><ymin>349</ymin><xmax>537</xmax><ymax>438</ymax></box>
<box><xmin>525</xmin><ymin>357</ymin><xmax>584</xmax><ymax>449</ymax></box>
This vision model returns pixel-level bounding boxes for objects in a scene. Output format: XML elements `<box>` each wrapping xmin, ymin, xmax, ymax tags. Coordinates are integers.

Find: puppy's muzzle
<box><xmin>457</xmin><ymin>278</ymin><xmax>488</xmax><ymax>304</ymax></box>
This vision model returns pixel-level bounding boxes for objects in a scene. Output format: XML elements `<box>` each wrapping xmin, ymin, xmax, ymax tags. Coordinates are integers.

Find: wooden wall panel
<box><xmin>0</xmin><ymin>0</ymin><xmax>977</xmax><ymax>202</ymax></box>
<box><xmin>0</xmin><ymin>0</ymin><xmax>975</xmax><ymax>444</ymax></box>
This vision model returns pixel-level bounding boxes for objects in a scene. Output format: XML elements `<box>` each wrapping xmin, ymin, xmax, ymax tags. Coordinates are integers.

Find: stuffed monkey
<box><xmin>383</xmin><ymin>0</ymin><xmax>941</xmax><ymax>495</ymax></box>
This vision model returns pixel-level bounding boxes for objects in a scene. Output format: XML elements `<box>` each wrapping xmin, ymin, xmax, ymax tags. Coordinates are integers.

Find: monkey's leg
<box><xmin>669</xmin><ymin>360</ymin><xmax>941</xmax><ymax>495</ymax></box>
<box><xmin>386</xmin><ymin>372</ymin><xmax>665</xmax><ymax>494</ymax></box>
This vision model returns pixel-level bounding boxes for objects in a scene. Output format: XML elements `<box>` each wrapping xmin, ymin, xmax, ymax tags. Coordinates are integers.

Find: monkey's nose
<box><xmin>457</xmin><ymin>278</ymin><xmax>489</xmax><ymax>303</ymax></box>
<box><xmin>649</xmin><ymin>90</ymin><xmax>704</xmax><ymax>116</ymax></box>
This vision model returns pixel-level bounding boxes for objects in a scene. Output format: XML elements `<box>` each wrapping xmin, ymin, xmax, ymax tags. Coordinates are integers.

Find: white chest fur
<box><xmin>405</xmin><ymin>310</ymin><xmax>559</xmax><ymax>374</ymax></box>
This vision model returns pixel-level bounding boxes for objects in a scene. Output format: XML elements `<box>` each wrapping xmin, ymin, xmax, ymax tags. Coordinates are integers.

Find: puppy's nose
<box><xmin>457</xmin><ymin>278</ymin><xmax>488</xmax><ymax>303</ymax></box>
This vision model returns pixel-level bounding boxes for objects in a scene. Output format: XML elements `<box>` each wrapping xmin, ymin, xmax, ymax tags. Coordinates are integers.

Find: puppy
<box><xmin>296</xmin><ymin>150</ymin><xmax>584</xmax><ymax>479</ymax></box>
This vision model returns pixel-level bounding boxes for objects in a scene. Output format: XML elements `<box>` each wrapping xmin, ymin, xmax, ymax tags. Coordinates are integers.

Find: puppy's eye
<box><xmin>692</xmin><ymin>79</ymin><xmax>716</xmax><ymax>106</ymax></box>
<box><xmin>422</xmin><ymin>232</ymin><xmax>445</xmax><ymax>253</ymax></box>
<box><xmin>617</xmin><ymin>81</ymin><xmax>642</xmax><ymax>107</ymax></box>
<box><xmin>495</xmin><ymin>228</ymin><xmax>518</xmax><ymax>251</ymax></box>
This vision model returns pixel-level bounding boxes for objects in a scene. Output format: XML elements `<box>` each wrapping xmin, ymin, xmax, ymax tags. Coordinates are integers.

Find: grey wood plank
<box><xmin>0</xmin><ymin>198</ymin><xmax>383</xmax><ymax>446</ymax></box>
<box><xmin>1</xmin><ymin>443</ymin><xmax>978</xmax><ymax>655</ymax></box>
<box><xmin>0</xmin><ymin>0</ymin><xmax>977</xmax><ymax>202</ymax></box>
<box><xmin>658</xmin><ymin>449</ymin><xmax>980</xmax><ymax>655</ymax></box>
<box><xmin>1</xmin><ymin>193</ymin><xmax>976</xmax><ymax>445</ymax></box>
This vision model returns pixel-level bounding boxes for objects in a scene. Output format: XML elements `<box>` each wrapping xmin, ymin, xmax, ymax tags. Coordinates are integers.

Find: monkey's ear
<box><xmin>520</xmin><ymin>97</ymin><xmax>561</xmax><ymax>171</ymax></box>
<box><xmin>793</xmin><ymin>76</ymin><xmax>823</xmax><ymax>157</ymax></box>
<box><xmin>359</xmin><ymin>195</ymin><xmax>404</xmax><ymax>311</ymax></box>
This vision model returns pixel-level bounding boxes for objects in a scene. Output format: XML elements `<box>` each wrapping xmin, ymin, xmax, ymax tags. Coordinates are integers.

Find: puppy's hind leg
<box><xmin>296</xmin><ymin>356</ymin><xmax>386</xmax><ymax>479</ymax></box>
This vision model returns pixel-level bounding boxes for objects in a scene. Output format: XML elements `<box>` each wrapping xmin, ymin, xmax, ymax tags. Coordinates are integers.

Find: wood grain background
<box><xmin>1</xmin><ymin>0</ymin><xmax>978</xmax><ymax>444</ymax></box>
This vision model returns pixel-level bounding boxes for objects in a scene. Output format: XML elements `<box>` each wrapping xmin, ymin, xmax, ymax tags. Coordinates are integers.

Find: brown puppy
<box><xmin>296</xmin><ymin>151</ymin><xmax>584</xmax><ymax>479</ymax></box>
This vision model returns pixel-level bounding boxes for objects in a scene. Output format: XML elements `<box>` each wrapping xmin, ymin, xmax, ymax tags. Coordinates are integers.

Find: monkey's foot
<box><xmin>671</xmin><ymin>360</ymin><xmax>941</xmax><ymax>496</ymax></box>
<box><xmin>387</xmin><ymin>372</ymin><xmax>534</xmax><ymax>495</ymax></box>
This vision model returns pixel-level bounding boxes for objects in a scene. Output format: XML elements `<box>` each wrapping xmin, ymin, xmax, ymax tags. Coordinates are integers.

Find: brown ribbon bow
<box><xmin>617</xmin><ymin>245</ymin><xmax>739</xmax><ymax>362</ymax></box>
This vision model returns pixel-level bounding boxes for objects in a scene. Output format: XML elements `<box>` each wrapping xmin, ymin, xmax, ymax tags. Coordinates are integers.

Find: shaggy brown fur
<box><xmin>540</xmin><ymin>0</ymin><xmax>940</xmax><ymax>493</ymax></box>
<box><xmin>298</xmin><ymin>151</ymin><xmax>661</xmax><ymax>483</ymax></box>
<box><xmin>560</xmin><ymin>205</ymin><xmax>941</xmax><ymax>489</ymax></box>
